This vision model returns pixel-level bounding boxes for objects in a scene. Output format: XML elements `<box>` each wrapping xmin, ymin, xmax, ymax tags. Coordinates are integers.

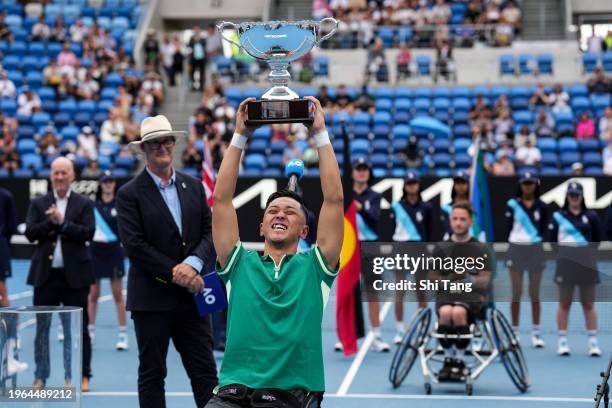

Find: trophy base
<box><xmin>246</xmin><ymin>100</ymin><xmax>313</xmax><ymax>126</ymax></box>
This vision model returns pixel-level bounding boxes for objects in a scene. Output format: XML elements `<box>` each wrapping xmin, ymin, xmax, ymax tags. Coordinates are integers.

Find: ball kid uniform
<box><xmin>90</xmin><ymin>198</ymin><xmax>125</xmax><ymax>280</ymax></box>
<box><xmin>505</xmin><ymin>197</ymin><xmax>549</xmax><ymax>273</ymax></box>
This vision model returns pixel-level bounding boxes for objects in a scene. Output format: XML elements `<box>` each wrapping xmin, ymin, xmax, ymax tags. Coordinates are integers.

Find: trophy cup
<box><xmin>217</xmin><ymin>18</ymin><xmax>338</xmax><ymax>126</ymax></box>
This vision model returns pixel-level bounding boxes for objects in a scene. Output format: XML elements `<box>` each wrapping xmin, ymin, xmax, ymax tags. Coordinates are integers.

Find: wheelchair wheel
<box><xmin>389</xmin><ymin>308</ymin><xmax>431</xmax><ymax>388</ymax></box>
<box><xmin>0</xmin><ymin>318</ymin><xmax>7</xmax><ymax>393</ymax></box>
<box><xmin>491</xmin><ymin>309</ymin><xmax>530</xmax><ymax>392</ymax></box>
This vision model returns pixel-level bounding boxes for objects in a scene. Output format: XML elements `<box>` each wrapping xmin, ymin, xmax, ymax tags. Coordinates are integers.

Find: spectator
<box><xmin>515</xmin><ymin>139</ymin><xmax>541</xmax><ymax>167</ymax></box>
<box><xmin>43</xmin><ymin>60</ymin><xmax>62</xmax><ymax>88</ymax></box>
<box><xmin>0</xmin><ymin>12</ymin><xmax>11</xmax><ymax>41</ymax></box>
<box><xmin>17</xmin><ymin>87</ymin><xmax>42</xmax><ymax>117</ymax></box>
<box><xmin>70</xmin><ymin>17</ymin><xmax>89</xmax><ymax>43</ymax></box>
<box><xmin>49</xmin><ymin>16</ymin><xmax>67</xmax><ymax>43</ymax></box>
<box><xmin>354</xmin><ymin>84</ymin><xmax>375</xmax><ymax>113</ymax></box>
<box><xmin>57</xmin><ymin>41</ymin><xmax>78</xmax><ymax>75</ymax></box>
<box><xmin>82</xmin><ymin>159</ymin><xmax>101</xmax><ymax>178</ymax></box>
<box><xmin>141</xmin><ymin>71</ymin><xmax>164</xmax><ymax>106</ymax></box>
<box><xmin>431</xmin><ymin>0</ymin><xmax>451</xmax><ymax>22</ymax></box>
<box><xmin>529</xmin><ymin>83</ymin><xmax>549</xmax><ymax>108</ymax></box>
<box><xmin>334</xmin><ymin>84</ymin><xmax>354</xmax><ymax>112</ymax></box>
<box><xmin>468</xmin><ymin>126</ymin><xmax>495</xmax><ymax>156</ymax></box>
<box><xmin>77</xmin><ymin>126</ymin><xmax>98</xmax><ymax>161</ymax></box>
<box><xmin>115</xmin><ymin>86</ymin><xmax>133</xmax><ymax>122</ymax></box>
<box><xmin>182</xmin><ymin>141</ymin><xmax>202</xmax><ymax>168</ymax></box>
<box><xmin>0</xmin><ymin>71</ymin><xmax>16</xmax><ymax>98</ymax></box>
<box><xmin>587</xmin><ymin>33</ymin><xmax>603</xmax><ymax>54</ymax></box>
<box><xmin>303</xmin><ymin>137</ymin><xmax>319</xmax><ymax>169</ymax></box>
<box><xmin>143</xmin><ymin>29</ymin><xmax>160</xmax><ymax>71</ymax></box>
<box><xmin>0</xmin><ymin>125</ymin><xmax>15</xmax><ymax>153</ymax></box>
<box><xmin>534</xmin><ymin>110</ymin><xmax>555</xmax><ymax>137</ymax></box>
<box><xmin>571</xmin><ymin>162</ymin><xmax>584</xmax><ymax>177</ymax></box>
<box><xmin>38</xmin><ymin>127</ymin><xmax>60</xmax><ymax>158</ymax></box>
<box><xmin>576</xmin><ymin>111</ymin><xmax>596</xmax><ymax>139</ymax></box>
<box><xmin>402</xmin><ymin>136</ymin><xmax>423</xmax><ymax>168</ymax></box>
<box><xmin>366</xmin><ymin>37</ymin><xmax>387</xmax><ymax>82</ymax></box>
<box><xmin>492</xmin><ymin>150</ymin><xmax>515</xmax><ymax>176</ymax></box>
<box><xmin>171</xmin><ymin>34</ymin><xmax>187</xmax><ymax>87</ymax></box>
<box><xmin>587</xmin><ymin>67</ymin><xmax>610</xmax><ymax>95</ymax></box>
<box><xmin>100</xmin><ymin>109</ymin><xmax>125</xmax><ymax>144</ymax></box>
<box><xmin>435</xmin><ymin>38</ymin><xmax>454</xmax><ymax>82</ymax></box>
<box><xmin>548</xmin><ymin>84</ymin><xmax>571</xmax><ymax>114</ymax></box>
<box><xmin>470</xmin><ymin>94</ymin><xmax>491</xmax><ymax>121</ymax></box>
<box><xmin>1</xmin><ymin>145</ymin><xmax>19</xmax><ymax>172</ymax></box>
<box><xmin>605</xmin><ymin>30</ymin><xmax>612</xmax><ymax>51</ymax></box>
<box><xmin>493</xmin><ymin>109</ymin><xmax>514</xmax><ymax>143</ymax></box>
<box><xmin>514</xmin><ymin>124</ymin><xmax>537</xmax><ymax>149</ymax></box>
<box><xmin>396</xmin><ymin>42</ymin><xmax>411</xmax><ymax>82</ymax></box>
<box><xmin>603</xmin><ymin>139</ymin><xmax>612</xmax><ymax>175</ymax></box>
<box><xmin>493</xmin><ymin>94</ymin><xmax>512</xmax><ymax>118</ymax></box>
<box><xmin>188</xmin><ymin>26</ymin><xmax>207</xmax><ymax>91</ymax></box>
<box><xmin>205</xmin><ymin>24</ymin><xmax>222</xmax><ymax>79</ymax></box>
<box><xmin>599</xmin><ymin>107</ymin><xmax>612</xmax><ymax>141</ymax></box>
<box><xmin>76</xmin><ymin>71</ymin><xmax>100</xmax><ymax>100</ymax></box>
<box><xmin>271</xmin><ymin>123</ymin><xmax>290</xmax><ymax>142</ymax></box>
<box><xmin>160</xmin><ymin>36</ymin><xmax>174</xmax><ymax>85</ymax></box>
<box><xmin>282</xmin><ymin>133</ymin><xmax>303</xmax><ymax>166</ymax></box>
<box><xmin>31</xmin><ymin>15</ymin><xmax>51</xmax><ymax>41</ymax></box>
<box><xmin>132</xmin><ymin>91</ymin><xmax>154</xmax><ymax>123</ymax></box>
<box><xmin>190</xmin><ymin>109</ymin><xmax>212</xmax><ymax>141</ymax></box>
<box><xmin>316</xmin><ymin>85</ymin><xmax>333</xmax><ymax>111</ymax></box>
<box><xmin>56</xmin><ymin>73</ymin><xmax>76</xmax><ymax>100</ymax></box>
<box><xmin>501</xmin><ymin>0</ymin><xmax>521</xmax><ymax>35</ymax></box>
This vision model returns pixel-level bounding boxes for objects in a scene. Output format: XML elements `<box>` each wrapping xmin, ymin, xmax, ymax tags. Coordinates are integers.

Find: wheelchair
<box><xmin>389</xmin><ymin>306</ymin><xmax>530</xmax><ymax>396</ymax></box>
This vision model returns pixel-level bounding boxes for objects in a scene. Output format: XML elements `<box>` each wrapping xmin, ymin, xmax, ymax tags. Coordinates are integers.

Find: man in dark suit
<box><xmin>0</xmin><ymin>187</ymin><xmax>28</xmax><ymax>375</ymax></box>
<box><xmin>116</xmin><ymin>115</ymin><xmax>217</xmax><ymax>408</ymax></box>
<box><xmin>25</xmin><ymin>157</ymin><xmax>95</xmax><ymax>391</ymax></box>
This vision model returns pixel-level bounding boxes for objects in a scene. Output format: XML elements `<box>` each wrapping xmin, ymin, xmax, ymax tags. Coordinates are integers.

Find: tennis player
<box><xmin>206</xmin><ymin>96</ymin><xmax>343</xmax><ymax>407</ymax></box>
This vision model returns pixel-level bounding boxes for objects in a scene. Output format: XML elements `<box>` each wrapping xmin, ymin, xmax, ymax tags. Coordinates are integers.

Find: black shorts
<box><xmin>506</xmin><ymin>243</ymin><xmax>545</xmax><ymax>273</ymax></box>
<box><xmin>90</xmin><ymin>242</ymin><xmax>125</xmax><ymax>280</ymax></box>
<box><xmin>554</xmin><ymin>247</ymin><xmax>599</xmax><ymax>286</ymax></box>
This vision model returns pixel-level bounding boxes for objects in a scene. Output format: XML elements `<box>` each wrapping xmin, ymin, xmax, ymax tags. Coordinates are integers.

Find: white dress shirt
<box><xmin>51</xmin><ymin>190</ymin><xmax>71</xmax><ymax>268</ymax></box>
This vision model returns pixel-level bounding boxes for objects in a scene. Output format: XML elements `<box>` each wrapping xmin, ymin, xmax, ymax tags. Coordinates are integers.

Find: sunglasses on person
<box><xmin>146</xmin><ymin>137</ymin><xmax>175</xmax><ymax>150</ymax></box>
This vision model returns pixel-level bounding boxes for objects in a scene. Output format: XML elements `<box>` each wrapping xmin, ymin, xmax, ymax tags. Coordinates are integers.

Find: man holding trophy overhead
<box><xmin>208</xmin><ymin>18</ymin><xmax>342</xmax><ymax>408</ymax></box>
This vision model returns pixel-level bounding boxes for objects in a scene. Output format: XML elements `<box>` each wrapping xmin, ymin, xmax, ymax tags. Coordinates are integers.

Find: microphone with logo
<box><xmin>285</xmin><ymin>159</ymin><xmax>305</xmax><ymax>193</ymax></box>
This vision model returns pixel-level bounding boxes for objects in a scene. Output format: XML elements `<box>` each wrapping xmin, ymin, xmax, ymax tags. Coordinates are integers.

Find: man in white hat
<box><xmin>116</xmin><ymin>115</ymin><xmax>217</xmax><ymax>408</ymax></box>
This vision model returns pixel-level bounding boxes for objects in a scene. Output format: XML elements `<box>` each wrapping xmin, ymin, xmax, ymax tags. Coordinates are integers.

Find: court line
<box><xmin>336</xmin><ymin>301</ymin><xmax>392</xmax><ymax>396</ymax></box>
<box><xmin>82</xmin><ymin>391</ymin><xmax>592</xmax><ymax>403</ymax></box>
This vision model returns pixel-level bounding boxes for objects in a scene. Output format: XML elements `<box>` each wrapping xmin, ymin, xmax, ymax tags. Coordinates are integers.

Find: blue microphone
<box><xmin>285</xmin><ymin>160</ymin><xmax>304</xmax><ymax>192</ymax></box>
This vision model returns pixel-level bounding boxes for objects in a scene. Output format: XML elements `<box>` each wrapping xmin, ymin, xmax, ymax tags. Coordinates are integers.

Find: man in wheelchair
<box><xmin>430</xmin><ymin>202</ymin><xmax>492</xmax><ymax>382</ymax></box>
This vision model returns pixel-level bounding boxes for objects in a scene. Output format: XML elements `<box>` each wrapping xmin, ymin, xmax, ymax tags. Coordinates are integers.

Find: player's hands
<box><xmin>45</xmin><ymin>205</ymin><xmax>64</xmax><ymax>225</ymax></box>
<box><xmin>172</xmin><ymin>263</ymin><xmax>198</xmax><ymax>287</ymax></box>
<box><xmin>186</xmin><ymin>275</ymin><xmax>204</xmax><ymax>294</ymax></box>
<box><xmin>304</xmin><ymin>96</ymin><xmax>326</xmax><ymax>134</ymax></box>
<box><xmin>235</xmin><ymin>98</ymin><xmax>257</xmax><ymax>137</ymax></box>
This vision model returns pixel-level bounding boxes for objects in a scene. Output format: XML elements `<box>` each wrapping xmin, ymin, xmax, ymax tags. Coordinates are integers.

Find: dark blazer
<box><xmin>116</xmin><ymin>169</ymin><xmax>214</xmax><ymax>312</ymax></box>
<box><xmin>25</xmin><ymin>191</ymin><xmax>95</xmax><ymax>289</ymax></box>
<box><xmin>0</xmin><ymin>187</ymin><xmax>17</xmax><ymax>278</ymax></box>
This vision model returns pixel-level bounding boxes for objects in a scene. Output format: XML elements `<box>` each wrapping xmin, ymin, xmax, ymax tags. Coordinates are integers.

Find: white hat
<box><xmin>129</xmin><ymin>115</ymin><xmax>186</xmax><ymax>152</ymax></box>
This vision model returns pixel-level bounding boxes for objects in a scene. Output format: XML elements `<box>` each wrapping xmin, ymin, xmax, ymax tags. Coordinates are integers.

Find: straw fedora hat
<box><xmin>129</xmin><ymin>115</ymin><xmax>186</xmax><ymax>152</ymax></box>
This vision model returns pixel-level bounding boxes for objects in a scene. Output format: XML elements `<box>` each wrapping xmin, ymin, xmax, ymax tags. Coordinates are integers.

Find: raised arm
<box><xmin>212</xmin><ymin>98</ymin><xmax>255</xmax><ymax>267</ymax></box>
<box><xmin>305</xmin><ymin>96</ymin><xmax>344</xmax><ymax>269</ymax></box>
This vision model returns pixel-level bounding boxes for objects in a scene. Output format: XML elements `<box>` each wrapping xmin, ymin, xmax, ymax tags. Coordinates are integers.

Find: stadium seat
<box><xmin>571</xmin><ymin>96</ymin><xmax>591</xmax><ymax>114</ymax></box>
<box><xmin>537</xmin><ymin>53</ymin><xmax>554</xmax><ymax>75</ymax></box>
<box><xmin>578</xmin><ymin>138</ymin><xmax>602</xmax><ymax>152</ymax></box>
<box><xmin>415</xmin><ymin>56</ymin><xmax>431</xmax><ymax>76</ymax></box>
<box><xmin>269</xmin><ymin>141</ymin><xmax>287</xmax><ymax>155</ymax></box>
<box><xmin>518</xmin><ymin>54</ymin><xmax>536</xmax><ymax>75</ymax></box>
<box><xmin>560</xmin><ymin>152</ymin><xmax>580</xmax><ymax>165</ymax></box>
<box><xmin>499</xmin><ymin>54</ymin><xmax>515</xmax><ymax>76</ymax></box>
<box><xmin>252</xmin><ymin>127</ymin><xmax>271</xmax><ymax>140</ymax></box>
<box><xmin>377</xmin><ymin>27</ymin><xmax>395</xmax><ymax>48</ymax></box>
<box><xmin>373</xmin><ymin>112</ymin><xmax>392</xmax><ymax>126</ymax></box>
<box><xmin>352</xmin><ymin>125</ymin><xmax>370</xmax><ymax>139</ymax></box>
<box><xmin>32</xmin><ymin>112</ymin><xmax>51</xmax><ymax>128</ymax></box>
<box><xmin>16</xmin><ymin>138</ymin><xmax>37</xmax><ymax>154</ymax></box>
<box><xmin>12</xmin><ymin>168</ymin><xmax>34</xmax><ymax>178</ymax></box>
<box><xmin>392</xmin><ymin>139</ymin><xmax>407</xmax><ymax>152</ymax></box>
<box><xmin>244</xmin><ymin>154</ymin><xmax>266</xmax><ymax>170</ymax></box>
<box><xmin>375</xmin><ymin>99</ymin><xmax>393</xmax><ymax>113</ymax></box>
<box><xmin>584</xmin><ymin>167</ymin><xmax>603</xmax><ymax>176</ymax></box>
<box><xmin>603</xmin><ymin>52</ymin><xmax>612</xmax><ymax>72</ymax></box>
<box><xmin>540</xmin><ymin>167</ymin><xmax>560</xmax><ymax>176</ymax></box>
<box><xmin>21</xmin><ymin>153</ymin><xmax>43</xmax><ymax>170</ymax></box>
<box><xmin>248</xmin><ymin>139</ymin><xmax>267</xmax><ymax>155</ymax></box>
<box><xmin>537</xmin><ymin>137</ymin><xmax>557</xmax><ymax>153</ymax></box>
<box><xmin>452</xmin><ymin>124</ymin><xmax>471</xmax><ymax>139</ymax></box>
<box><xmin>413</xmin><ymin>98</ymin><xmax>431</xmax><ymax>116</ymax></box>
<box><xmin>453</xmin><ymin>153</ymin><xmax>471</xmax><ymax>168</ymax></box>
<box><xmin>395</xmin><ymin>87</ymin><xmax>412</xmax><ymax>99</ymax></box>
<box><xmin>392</xmin><ymin>124</ymin><xmax>411</xmax><ymax>140</ymax></box>
<box><xmin>582</xmin><ymin>52</ymin><xmax>599</xmax><ymax>74</ymax></box>
<box><xmin>372</xmin><ymin>124</ymin><xmax>390</xmax><ymax>139</ymax></box>
<box><xmin>370</xmin><ymin>153</ymin><xmax>388</xmax><ymax>169</ymax></box>
<box><xmin>372</xmin><ymin>139</ymin><xmax>390</xmax><ymax>154</ymax></box>
<box><xmin>582</xmin><ymin>152</ymin><xmax>602</xmax><ymax>167</ymax></box>
<box><xmin>350</xmin><ymin>139</ymin><xmax>370</xmax><ymax>155</ymax></box>
<box><xmin>266</xmin><ymin>155</ymin><xmax>283</xmax><ymax>168</ymax></box>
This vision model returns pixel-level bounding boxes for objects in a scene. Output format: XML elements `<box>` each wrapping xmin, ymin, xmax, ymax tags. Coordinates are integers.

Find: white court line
<box><xmin>336</xmin><ymin>301</ymin><xmax>392</xmax><ymax>396</ymax></box>
<box><xmin>82</xmin><ymin>391</ymin><xmax>592</xmax><ymax>403</ymax></box>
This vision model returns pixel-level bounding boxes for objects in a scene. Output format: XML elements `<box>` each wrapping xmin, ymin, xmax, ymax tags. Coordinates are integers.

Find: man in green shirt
<box><xmin>206</xmin><ymin>96</ymin><xmax>344</xmax><ymax>408</ymax></box>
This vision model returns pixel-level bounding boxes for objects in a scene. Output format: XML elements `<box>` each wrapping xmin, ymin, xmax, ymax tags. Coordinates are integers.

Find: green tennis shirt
<box><xmin>216</xmin><ymin>242</ymin><xmax>339</xmax><ymax>391</ymax></box>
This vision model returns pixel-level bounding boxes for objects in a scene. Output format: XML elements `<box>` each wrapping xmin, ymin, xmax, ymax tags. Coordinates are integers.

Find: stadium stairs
<box><xmin>521</xmin><ymin>0</ymin><xmax>565</xmax><ymax>41</ymax></box>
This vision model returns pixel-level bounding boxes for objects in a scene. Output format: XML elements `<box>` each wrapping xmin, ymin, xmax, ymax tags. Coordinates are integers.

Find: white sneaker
<box><xmin>588</xmin><ymin>338</ymin><xmax>602</xmax><ymax>357</ymax></box>
<box><xmin>89</xmin><ymin>330</ymin><xmax>95</xmax><ymax>346</ymax></box>
<box><xmin>531</xmin><ymin>334</ymin><xmax>545</xmax><ymax>348</ymax></box>
<box><xmin>115</xmin><ymin>333</ymin><xmax>129</xmax><ymax>351</ymax></box>
<box><xmin>7</xmin><ymin>359</ymin><xmax>28</xmax><ymax>376</ymax></box>
<box><xmin>57</xmin><ymin>326</ymin><xmax>64</xmax><ymax>342</ymax></box>
<box><xmin>557</xmin><ymin>338</ymin><xmax>571</xmax><ymax>356</ymax></box>
<box><xmin>372</xmin><ymin>336</ymin><xmax>390</xmax><ymax>352</ymax></box>
<box><xmin>393</xmin><ymin>330</ymin><xmax>404</xmax><ymax>345</ymax></box>
<box><xmin>334</xmin><ymin>341</ymin><xmax>343</xmax><ymax>352</ymax></box>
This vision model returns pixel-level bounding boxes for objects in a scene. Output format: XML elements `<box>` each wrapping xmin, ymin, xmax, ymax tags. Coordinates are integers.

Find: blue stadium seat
<box><xmin>61</xmin><ymin>125</ymin><xmax>79</xmax><ymax>141</ymax></box>
<box><xmin>1</xmin><ymin>99</ymin><xmax>16</xmax><ymax>116</ymax></box>
<box><xmin>370</xmin><ymin>153</ymin><xmax>388</xmax><ymax>169</ymax></box>
<box><xmin>242</xmin><ymin>168</ymin><xmax>261</xmax><ymax>177</ymax></box>
<box><xmin>332</xmin><ymin>139</ymin><xmax>344</xmax><ymax>152</ymax></box>
<box><xmin>372</xmin><ymin>139</ymin><xmax>389</xmax><ymax>154</ymax></box>
<box><xmin>583</xmin><ymin>152</ymin><xmax>602</xmax><ymax>167</ymax></box>
<box><xmin>350</xmin><ymin>139</ymin><xmax>370</xmax><ymax>155</ymax></box>
<box><xmin>451</xmin><ymin>97</ymin><xmax>471</xmax><ymax>112</ymax></box>
<box><xmin>391</xmin><ymin>168</ymin><xmax>407</xmax><ymax>178</ymax></box>
<box><xmin>582</xmin><ymin>52</ymin><xmax>598</xmax><ymax>74</ymax></box>
<box><xmin>415</xmin><ymin>56</ymin><xmax>431</xmax><ymax>76</ymax></box>
<box><xmin>105</xmin><ymin>72</ymin><xmax>124</xmax><ymax>87</ymax></box>
<box><xmin>433</xmin><ymin>138</ymin><xmax>451</xmax><ymax>152</ymax></box>
<box><xmin>350</xmin><ymin>111</ymin><xmax>370</xmax><ymax>127</ymax></box>
<box><xmin>372</xmin><ymin>124</ymin><xmax>390</xmax><ymax>139</ymax></box>
<box><xmin>395</xmin><ymin>88</ymin><xmax>412</xmax><ymax>99</ymax></box>
<box><xmin>74</xmin><ymin>112</ymin><xmax>92</xmax><ymax>127</ymax></box>
<box><xmin>97</xmin><ymin>100</ymin><xmax>113</xmax><ymax>113</ymax></box>
<box><xmin>513</xmin><ymin>110</ymin><xmax>533</xmax><ymax>125</ymax></box>
<box><xmin>12</xmin><ymin>168</ymin><xmax>33</xmax><ymax>178</ymax></box>
<box><xmin>36</xmin><ymin>168</ymin><xmax>51</xmax><ymax>178</ymax></box>
<box><xmin>352</xmin><ymin>125</ymin><xmax>370</xmax><ymax>140</ymax></box>
<box><xmin>499</xmin><ymin>54</ymin><xmax>515</xmax><ymax>76</ymax></box>
<box><xmin>394</xmin><ymin>98</ymin><xmax>411</xmax><ymax>114</ymax></box>
<box><xmin>38</xmin><ymin>87</ymin><xmax>56</xmax><ymax>101</ymax></box>
<box><xmin>537</xmin><ymin>53</ymin><xmax>553</xmax><ymax>75</ymax></box>
<box><xmin>603</xmin><ymin>52</ymin><xmax>612</xmax><ymax>73</ymax></box>
<box><xmin>377</xmin><ymin>27</ymin><xmax>395</xmax><ymax>48</ymax></box>
<box><xmin>578</xmin><ymin>138</ymin><xmax>602</xmax><ymax>152</ymax></box>
<box><xmin>537</xmin><ymin>137</ymin><xmax>556</xmax><ymax>153</ymax></box>
<box><xmin>560</xmin><ymin>152</ymin><xmax>580</xmax><ymax>165</ymax></box>
<box><xmin>518</xmin><ymin>54</ymin><xmax>535</xmax><ymax>75</ymax></box>
<box><xmin>571</xmin><ymin>96</ymin><xmax>590</xmax><ymax>114</ymax></box>
<box><xmin>244</xmin><ymin>154</ymin><xmax>266</xmax><ymax>170</ymax></box>
<box><xmin>540</xmin><ymin>167</ymin><xmax>560</xmax><ymax>176</ymax></box>
<box><xmin>58</xmin><ymin>100</ymin><xmax>77</xmax><ymax>115</ymax></box>
<box><xmin>491</xmin><ymin>85</ymin><xmax>509</xmax><ymax>101</ymax></box>
<box><xmin>541</xmin><ymin>152</ymin><xmax>558</xmax><ymax>167</ymax></box>
<box><xmin>52</xmin><ymin>112</ymin><xmax>70</xmax><ymax>128</ymax></box>
<box><xmin>591</xmin><ymin>94</ymin><xmax>611</xmax><ymax>115</ymax></box>
<box><xmin>375</xmin><ymin>99</ymin><xmax>392</xmax><ymax>113</ymax></box>
<box><xmin>392</xmin><ymin>124</ymin><xmax>410</xmax><ymax>140</ymax></box>
<box><xmin>21</xmin><ymin>153</ymin><xmax>43</xmax><ymax>170</ymax></box>
<box><xmin>392</xmin><ymin>139</ymin><xmax>407</xmax><ymax>152</ymax></box>
<box><xmin>417</xmin><ymin>139</ymin><xmax>431</xmax><ymax>151</ymax></box>
<box><xmin>372</xmin><ymin>168</ymin><xmax>387</xmax><ymax>178</ymax></box>
<box><xmin>397</xmin><ymin>27</ymin><xmax>412</xmax><ymax>44</ymax></box>
<box><xmin>584</xmin><ymin>167</ymin><xmax>603</xmax><ymax>176</ymax></box>
<box><xmin>101</xmin><ymin>87</ymin><xmax>118</xmax><ymax>101</ymax></box>
<box><xmin>78</xmin><ymin>100</ymin><xmax>96</xmax><ymax>113</ymax></box>
<box><xmin>554</xmin><ymin>111</ymin><xmax>574</xmax><ymax>125</ymax></box>
<box><xmin>47</xmin><ymin>42</ymin><xmax>62</xmax><ymax>58</ymax></box>
<box><xmin>25</xmin><ymin>71</ymin><xmax>43</xmax><ymax>88</ymax></box>
<box><xmin>5</xmin><ymin>14</ymin><xmax>22</xmax><ymax>29</ymax></box>
<box><xmin>269</xmin><ymin>141</ymin><xmax>287</xmax><ymax>155</ymax></box>
<box><xmin>453</xmin><ymin>138</ymin><xmax>471</xmax><ymax>153</ymax></box>
<box><xmin>252</xmin><ymin>126</ymin><xmax>271</xmax><ymax>140</ymax></box>
<box><xmin>413</xmin><ymin>98</ymin><xmax>431</xmax><ymax>116</ymax></box>
<box><xmin>453</xmin><ymin>153</ymin><xmax>471</xmax><ymax>168</ymax></box>
<box><xmin>451</xmin><ymin>86</ymin><xmax>471</xmax><ymax>99</ymax></box>
<box><xmin>2</xmin><ymin>55</ymin><xmax>20</xmax><ymax>70</ymax></box>
<box><xmin>568</xmin><ymin>84</ymin><xmax>588</xmax><ymax>98</ymax></box>
<box><xmin>32</xmin><ymin>112</ymin><xmax>51</xmax><ymax>128</ymax></box>
<box><xmin>266</xmin><ymin>155</ymin><xmax>283</xmax><ymax>168</ymax></box>
<box><xmin>17</xmin><ymin>125</ymin><xmax>35</xmax><ymax>139</ymax></box>
<box><xmin>373</xmin><ymin>112</ymin><xmax>391</xmax><ymax>126</ymax></box>
<box><xmin>248</xmin><ymin>139</ymin><xmax>267</xmax><ymax>155</ymax></box>
<box><xmin>262</xmin><ymin>168</ymin><xmax>281</xmax><ymax>177</ymax></box>
<box><xmin>16</xmin><ymin>138</ymin><xmax>37</xmax><ymax>154</ymax></box>
<box><xmin>433</xmin><ymin>111</ymin><xmax>449</xmax><ymax>125</ymax></box>
<box><xmin>452</xmin><ymin>124</ymin><xmax>471</xmax><ymax>139</ymax></box>
<box><xmin>433</xmin><ymin>98</ymin><xmax>450</xmax><ymax>112</ymax></box>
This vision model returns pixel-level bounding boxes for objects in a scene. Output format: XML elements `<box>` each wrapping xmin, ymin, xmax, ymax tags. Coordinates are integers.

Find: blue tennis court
<box><xmin>5</xmin><ymin>259</ymin><xmax>609</xmax><ymax>407</ymax></box>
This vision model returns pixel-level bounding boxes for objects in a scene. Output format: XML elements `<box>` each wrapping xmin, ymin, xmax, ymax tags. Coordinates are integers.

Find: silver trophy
<box><xmin>217</xmin><ymin>18</ymin><xmax>338</xmax><ymax>126</ymax></box>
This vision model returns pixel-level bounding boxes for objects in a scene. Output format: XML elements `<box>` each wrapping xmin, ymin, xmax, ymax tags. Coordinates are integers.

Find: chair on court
<box><xmin>389</xmin><ymin>306</ymin><xmax>530</xmax><ymax>395</ymax></box>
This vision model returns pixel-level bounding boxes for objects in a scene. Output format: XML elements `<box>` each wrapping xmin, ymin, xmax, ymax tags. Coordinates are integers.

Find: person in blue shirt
<box><xmin>548</xmin><ymin>181</ymin><xmax>602</xmax><ymax>357</ymax></box>
<box><xmin>505</xmin><ymin>172</ymin><xmax>549</xmax><ymax>348</ymax></box>
<box><xmin>440</xmin><ymin>171</ymin><xmax>470</xmax><ymax>240</ymax></box>
<box><xmin>0</xmin><ymin>187</ymin><xmax>28</xmax><ymax>375</ymax></box>
<box><xmin>351</xmin><ymin>157</ymin><xmax>389</xmax><ymax>352</ymax></box>
<box><xmin>389</xmin><ymin>171</ymin><xmax>432</xmax><ymax>344</ymax></box>
<box><xmin>88</xmin><ymin>170</ymin><xmax>128</xmax><ymax>351</ymax></box>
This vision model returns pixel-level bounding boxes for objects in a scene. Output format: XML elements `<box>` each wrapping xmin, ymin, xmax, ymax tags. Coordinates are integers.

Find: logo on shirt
<box><xmin>416</xmin><ymin>211</ymin><xmax>423</xmax><ymax>222</ymax></box>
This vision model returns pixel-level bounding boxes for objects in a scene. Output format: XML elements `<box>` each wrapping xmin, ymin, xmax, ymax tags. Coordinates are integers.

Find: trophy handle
<box><xmin>315</xmin><ymin>17</ymin><xmax>338</xmax><ymax>47</ymax></box>
<box><xmin>216</xmin><ymin>21</ymin><xmax>243</xmax><ymax>50</ymax></box>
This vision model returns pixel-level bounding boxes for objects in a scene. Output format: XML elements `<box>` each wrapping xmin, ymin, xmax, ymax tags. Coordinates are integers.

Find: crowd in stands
<box><xmin>0</xmin><ymin>0</ymin><xmax>171</xmax><ymax>178</ymax></box>
<box><xmin>314</xmin><ymin>0</ymin><xmax>522</xmax><ymax>49</ymax></box>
